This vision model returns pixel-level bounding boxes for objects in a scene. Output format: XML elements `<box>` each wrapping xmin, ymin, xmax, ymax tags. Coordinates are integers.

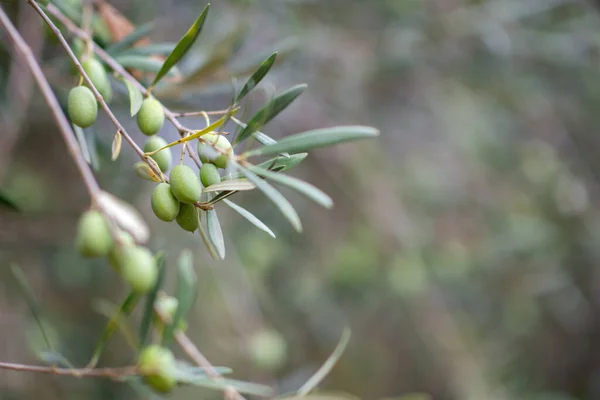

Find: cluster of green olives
<box><xmin>76</xmin><ymin>210</ymin><xmax>157</xmax><ymax>294</ymax></box>
<box><xmin>147</xmin><ymin>132</ymin><xmax>234</xmax><ymax>231</ymax></box>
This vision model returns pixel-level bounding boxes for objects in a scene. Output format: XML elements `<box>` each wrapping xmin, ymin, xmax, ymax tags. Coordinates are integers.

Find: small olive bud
<box><xmin>82</xmin><ymin>58</ymin><xmax>112</xmax><ymax>103</ymax></box>
<box><xmin>176</xmin><ymin>203</ymin><xmax>198</xmax><ymax>232</ymax></box>
<box><xmin>197</xmin><ymin>132</ymin><xmax>233</xmax><ymax>169</ymax></box>
<box><xmin>169</xmin><ymin>165</ymin><xmax>202</xmax><ymax>204</ymax></box>
<box><xmin>151</xmin><ymin>183</ymin><xmax>180</xmax><ymax>222</ymax></box>
<box><xmin>143</xmin><ymin>136</ymin><xmax>172</xmax><ymax>173</ymax></box>
<box><xmin>68</xmin><ymin>86</ymin><xmax>98</xmax><ymax>128</ymax></box>
<box><xmin>153</xmin><ymin>295</ymin><xmax>187</xmax><ymax>332</ymax></box>
<box><xmin>200</xmin><ymin>163</ymin><xmax>221</xmax><ymax>187</ymax></box>
<box><xmin>138</xmin><ymin>345</ymin><xmax>177</xmax><ymax>393</ymax></box>
<box><xmin>137</xmin><ymin>97</ymin><xmax>165</xmax><ymax>136</ymax></box>
<box><xmin>76</xmin><ymin>210</ymin><xmax>113</xmax><ymax>257</ymax></box>
<box><xmin>108</xmin><ymin>231</ymin><xmax>135</xmax><ymax>272</ymax></box>
<box><xmin>120</xmin><ymin>246</ymin><xmax>157</xmax><ymax>293</ymax></box>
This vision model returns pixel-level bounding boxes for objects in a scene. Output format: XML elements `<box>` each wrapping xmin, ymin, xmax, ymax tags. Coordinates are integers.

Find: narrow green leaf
<box><xmin>236</xmin><ymin>52</ymin><xmax>277</xmax><ymax>102</ymax></box>
<box><xmin>174</xmin><ymin>361</ymin><xmax>233</xmax><ymax>376</ymax></box>
<box><xmin>203</xmin><ymin>179</ymin><xmax>255</xmax><ymax>193</ymax></box>
<box><xmin>0</xmin><ymin>191</ymin><xmax>20</xmax><ymax>212</ymax></box>
<box><xmin>106</xmin><ymin>22</ymin><xmax>154</xmax><ymax>55</ymax></box>
<box><xmin>245</xmin><ymin>126</ymin><xmax>379</xmax><ymax>157</ymax></box>
<box><xmin>198</xmin><ymin>211</ymin><xmax>220</xmax><ymax>260</ymax></box>
<box><xmin>162</xmin><ymin>250</ymin><xmax>197</xmax><ymax>346</ymax></box>
<box><xmin>206</xmin><ymin>190</ymin><xmax>236</xmax><ymax>205</ymax></box>
<box><xmin>235</xmin><ymin>163</ymin><xmax>302</xmax><ymax>232</ymax></box>
<box><xmin>247</xmin><ymin>165</ymin><xmax>333</xmax><ymax>208</ymax></box>
<box><xmin>38</xmin><ymin>351</ymin><xmax>73</xmax><ymax>368</ymax></box>
<box><xmin>231</xmin><ymin>116</ymin><xmax>289</xmax><ymax>157</ymax></box>
<box><xmin>297</xmin><ymin>328</ymin><xmax>351</xmax><ymax>396</ymax></box>
<box><xmin>150</xmin><ymin>4</ymin><xmax>210</xmax><ymax>88</ymax></box>
<box><xmin>117</xmin><ymin>43</ymin><xmax>177</xmax><ymax>57</ymax></box>
<box><xmin>174</xmin><ymin>373</ymin><xmax>273</xmax><ymax>396</ymax></box>
<box><xmin>206</xmin><ymin>209</ymin><xmax>225</xmax><ymax>259</ymax></box>
<box><xmin>87</xmin><ymin>128</ymin><xmax>101</xmax><ymax>172</ymax></box>
<box><xmin>87</xmin><ymin>292</ymin><xmax>139</xmax><ymax>368</ymax></box>
<box><xmin>223</xmin><ymin>199</ymin><xmax>275</xmax><ymax>238</ymax></box>
<box><xmin>139</xmin><ymin>253</ymin><xmax>167</xmax><ymax>347</ymax></box>
<box><xmin>11</xmin><ymin>264</ymin><xmax>53</xmax><ymax>350</ymax></box>
<box><xmin>92</xmin><ymin>298</ymin><xmax>139</xmax><ymax>351</ymax></box>
<box><xmin>114</xmin><ymin>55</ymin><xmax>180</xmax><ymax>77</ymax></box>
<box><xmin>255</xmin><ymin>153</ymin><xmax>308</xmax><ymax>172</ymax></box>
<box><xmin>73</xmin><ymin>124</ymin><xmax>91</xmax><ymax>165</ymax></box>
<box><xmin>123</xmin><ymin>79</ymin><xmax>143</xmax><ymax>117</ymax></box>
<box><xmin>234</xmin><ymin>84</ymin><xmax>307</xmax><ymax>145</ymax></box>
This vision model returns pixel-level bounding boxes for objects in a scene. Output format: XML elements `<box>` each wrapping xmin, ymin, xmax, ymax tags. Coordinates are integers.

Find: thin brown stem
<box><xmin>27</xmin><ymin>0</ymin><xmax>164</xmax><ymax>180</ymax></box>
<box><xmin>174</xmin><ymin>108</ymin><xmax>238</xmax><ymax>118</ymax></box>
<box><xmin>81</xmin><ymin>0</ymin><xmax>93</xmax><ymax>59</ymax></box>
<box><xmin>0</xmin><ymin>361</ymin><xmax>138</xmax><ymax>379</ymax></box>
<box><xmin>0</xmin><ymin>4</ymin><xmax>100</xmax><ymax>201</ymax></box>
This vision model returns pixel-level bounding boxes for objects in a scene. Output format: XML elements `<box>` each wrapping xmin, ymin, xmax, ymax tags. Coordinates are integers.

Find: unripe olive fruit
<box><xmin>151</xmin><ymin>183</ymin><xmax>180</xmax><ymax>222</ymax></box>
<box><xmin>120</xmin><ymin>246</ymin><xmax>157</xmax><ymax>293</ymax></box>
<box><xmin>176</xmin><ymin>203</ymin><xmax>198</xmax><ymax>232</ymax></box>
<box><xmin>169</xmin><ymin>165</ymin><xmax>202</xmax><ymax>204</ymax></box>
<box><xmin>138</xmin><ymin>345</ymin><xmax>177</xmax><ymax>393</ymax></box>
<box><xmin>143</xmin><ymin>136</ymin><xmax>172</xmax><ymax>173</ymax></box>
<box><xmin>82</xmin><ymin>58</ymin><xmax>112</xmax><ymax>103</ymax></box>
<box><xmin>153</xmin><ymin>295</ymin><xmax>187</xmax><ymax>332</ymax></box>
<box><xmin>68</xmin><ymin>86</ymin><xmax>98</xmax><ymax>128</ymax></box>
<box><xmin>197</xmin><ymin>133</ymin><xmax>233</xmax><ymax>169</ymax></box>
<box><xmin>200</xmin><ymin>163</ymin><xmax>221</xmax><ymax>187</ymax></box>
<box><xmin>137</xmin><ymin>97</ymin><xmax>165</xmax><ymax>136</ymax></box>
<box><xmin>108</xmin><ymin>231</ymin><xmax>135</xmax><ymax>272</ymax></box>
<box><xmin>248</xmin><ymin>329</ymin><xmax>288</xmax><ymax>371</ymax></box>
<box><xmin>76</xmin><ymin>210</ymin><xmax>113</xmax><ymax>257</ymax></box>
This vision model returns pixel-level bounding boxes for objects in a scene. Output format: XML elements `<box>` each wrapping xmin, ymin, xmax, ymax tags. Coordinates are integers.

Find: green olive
<box><xmin>137</xmin><ymin>97</ymin><xmax>165</xmax><ymax>136</ymax></box>
<box><xmin>120</xmin><ymin>246</ymin><xmax>157</xmax><ymax>293</ymax></box>
<box><xmin>138</xmin><ymin>345</ymin><xmax>177</xmax><ymax>393</ymax></box>
<box><xmin>248</xmin><ymin>329</ymin><xmax>288</xmax><ymax>371</ymax></box>
<box><xmin>143</xmin><ymin>136</ymin><xmax>172</xmax><ymax>173</ymax></box>
<box><xmin>153</xmin><ymin>295</ymin><xmax>187</xmax><ymax>332</ymax></box>
<box><xmin>197</xmin><ymin>133</ymin><xmax>233</xmax><ymax>169</ymax></box>
<box><xmin>76</xmin><ymin>210</ymin><xmax>113</xmax><ymax>257</ymax></box>
<box><xmin>200</xmin><ymin>163</ymin><xmax>221</xmax><ymax>187</ymax></box>
<box><xmin>68</xmin><ymin>86</ymin><xmax>97</xmax><ymax>128</ymax></box>
<box><xmin>82</xmin><ymin>58</ymin><xmax>112</xmax><ymax>103</ymax></box>
<box><xmin>108</xmin><ymin>231</ymin><xmax>135</xmax><ymax>272</ymax></box>
<box><xmin>176</xmin><ymin>203</ymin><xmax>198</xmax><ymax>232</ymax></box>
<box><xmin>151</xmin><ymin>183</ymin><xmax>180</xmax><ymax>222</ymax></box>
<box><xmin>169</xmin><ymin>165</ymin><xmax>202</xmax><ymax>204</ymax></box>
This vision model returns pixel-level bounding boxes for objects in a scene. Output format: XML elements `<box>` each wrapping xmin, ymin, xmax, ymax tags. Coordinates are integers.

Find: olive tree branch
<box><xmin>26</xmin><ymin>0</ymin><xmax>164</xmax><ymax>181</ymax></box>
<box><xmin>0</xmin><ymin>4</ymin><xmax>101</xmax><ymax>201</ymax></box>
<box><xmin>0</xmin><ymin>361</ymin><xmax>139</xmax><ymax>379</ymax></box>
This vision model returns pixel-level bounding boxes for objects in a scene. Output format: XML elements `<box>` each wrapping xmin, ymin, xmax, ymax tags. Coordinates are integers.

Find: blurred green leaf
<box><xmin>174</xmin><ymin>372</ymin><xmax>273</xmax><ymax>396</ymax></box>
<box><xmin>139</xmin><ymin>253</ymin><xmax>166</xmax><ymax>348</ymax></box>
<box><xmin>92</xmin><ymin>298</ymin><xmax>139</xmax><ymax>351</ymax></box>
<box><xmin>256</xmin><ymin>153</ymin><xmax>308</xmax><ymax>172</ymax></box>
<box><xmin>203</xmin><ymin>179</ymin><xmax>255</xmax><ymax>193</ymax></box>
<box><xmin>229</xmin><ymin>37</ymin><xmax>297</xmax><ymax>77</ymax></box>
<box><xmin>106</xmin><ymin>22</ymin><xmax>154</xmax><ymax>55</ymax></box>
<box><xmin>231</xmin><ymin>116</ymin><xmax>289</xmax><ymax>157</ymax></box>
<box><xmin>234</xmin><ymin>84</ymin><xmax>307</xmax><ymax>144</ymax></box>
<box><xmin>117</xmin><ymin>43</ymin><xmax>177</xmax><ymax>57</ymax></box>
<box><xmin>235</xmin><ymin>163</ymin><xmax>302</xmax><ymax>232</ymax></box>
<box><xmin>174</xmin><ymin>361</ymin><xmax>233</xmax><ymax>376</ymax></box>
<box><xmin>236</xmin><ymin>52</ymin><xmax>277</xmax><ymax>102</ymax></box>
<box><xmin>247</xmin><ymin>165</ymin><xmax>333</xmax><ymax>208</ymax></box>
<box><xmin>73</xmin><ymin>124</ymin><xmax>91</xmax><ymax>165</ymax></box>
<box><xmin>162</xmin><ymin>250</ymin><xmax>197</xmax><ymax>346</ymax></box>
<box><xmin>198</xmin><ymin>211</ymin><xmax>220</xmax><ymax>260</ymax></box>
<box><xmin>114</xmin><ymin>55</ymin><xmax>180</xmax><ymax>77</ymax></box>
<box><xmin>207</xmin><ymin>209</ymin><xmax>225</xmax><ymax>259</ymax></box>
<box><xmin>223</xmin><ymin>199</ymin><xmax>276</xmax><ymax>238</ymax></box>
<box><xmin>38</xmin><ymin>351</ymin><xmax>73</xmax><ymax>368</ymax></box>
<box><xmin>0</xmin><ymin>191</ymin><xmax>20</xmax><ymax>212</ymax></box>
<box><xmin>150</xmin><ymin>4</ymin><xmax>210</xmax><ymax>89</ymax></box>
<box><xmin>88</xmin><ymin>292</ymin><xmax>139</xmax><ymax>368</ymax></box>
<box><xmin>122</xmin><ymin>79</ymin><xmax>143</xmax><ymax>116</ymax></box>
<box><xmin>297</xmin><ymin>328</ymin><xmax>351</xmax><ymax>395</ymax></box>
<box><xmin>245</xmin><ymin>126</ymin><xmax>379</xmax><ymax>157</ymax></box>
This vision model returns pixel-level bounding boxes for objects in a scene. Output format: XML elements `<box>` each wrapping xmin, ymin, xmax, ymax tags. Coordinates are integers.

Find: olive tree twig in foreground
<box><xmin>0</xmin><ymin>361</ymin><xmax>138</xmax><ymax>379</ymax></box>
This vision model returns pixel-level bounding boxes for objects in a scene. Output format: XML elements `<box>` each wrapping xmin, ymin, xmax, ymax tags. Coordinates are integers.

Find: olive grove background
<box><xmin>3</xmin><ymin>0</ymin><xmax>600</xmax><ymax>399</ymax></box>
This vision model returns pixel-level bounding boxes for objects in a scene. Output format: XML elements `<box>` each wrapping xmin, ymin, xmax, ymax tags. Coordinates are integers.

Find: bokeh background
<box><xmin>4</xmin><ymin>0</ymin><xmax>600</xmax><ymax>399</ymax></box>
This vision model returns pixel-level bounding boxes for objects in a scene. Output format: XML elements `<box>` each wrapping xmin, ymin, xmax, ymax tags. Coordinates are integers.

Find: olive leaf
<box><xmin>174</xmin><ymin>373</ymin><xmax>273</xmax><ymax>396</ymax></box>
<box><xmin>202</xmin><ymin>179</ymin><xmax>255</xmax><ymax>193</ymax></box>
<box><xmin>231</xmin><ymin>116</ymin><xmax>289</xmax><ymax>157</ymax></box>
<box><xmin>150</xmin><ymin>4</ymin><xmax>210</xmax><ymax>89</ymax></box>
<box><xmin>207</xmin><ymin>209</ymin><xmax>225</xmax><ymax>259</ymax></box>
<box><xmin>139</xmin><ymin>253</ymin><xmax>167</xmax><ymax>347</ymax></box>
<box><xmin>116</xmin><ymin>43</ymin><xmax>176</xmax><ymax>57</ymax></box>
<box><xmin>244</xmin><ymin>126</ymin><xmax>379</xmax><ymax>157</ymax></box>
<box><xmin>247</xmin><ymin>165</ymin><xmax>333</xmax><ymax>208</ymax></box>
<box><xmin>98</xmin><ymin>191</ymin><xmax>150</xmax><ymax>243</ymax></box>
<box><xmin>0</xmin><ymin>192</ymin><xmax>20</xmax><ymax>212</ymax></box>
<box><xmin>197</xmin><ymin>211</ymin><xmax>220</xmax><ymax>260</ymax></box>
<box><xmin>111</xmin><ymin>132</ymin><xmax>122</xmax><ymax>161</ymax></box>
<box><xmin>223</xmin><ymin>199</ymin><xmax>275</xmax><ymax>238</ymax></box>
<box><xmin>134</xmin><ymin>161</ymin><xmax>161</xmax><ymax>182</ymax></box>
<box><xmin>234</xmin><ymin>83</ymin><xmax>307</xmax><ymax>145</ymax></box>
<box><xmin>122</xmin><ymin>79</ymin><xmax>143</xmax><ymax>116</ymax></box>
<box><xmin>234</xmin><ymin>162</ymin><xmax>302</xmax><ymax>232</ymax></box>
<box><xmin>162</xmin><ymin>249</ymin><xmax>197</xmax><ymax>346</ymax></box>
<box><xmin>114</xmin><ymin>55</ymin><xmax>180</xmax><ymax>77</ymax></box>
<box><xmin>73</xmin><ymin>124</ymin><xmax>92</xmax><ymax>165</ymax></box>
<box><xmin>236</xmin><ymin>52</ymin><xmax>277</xmax><ymax>102</ymax></box>
<box><xmin>105</xmin><ymin>22</ymin><xmax>154</xmax><ymax>55</ymax></box>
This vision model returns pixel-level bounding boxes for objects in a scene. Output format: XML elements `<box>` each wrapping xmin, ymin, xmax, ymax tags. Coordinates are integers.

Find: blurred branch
<box><xmin>0</xmin><ymin>361</ymin><xmax>138</xmax><ymax>379</ymax></box>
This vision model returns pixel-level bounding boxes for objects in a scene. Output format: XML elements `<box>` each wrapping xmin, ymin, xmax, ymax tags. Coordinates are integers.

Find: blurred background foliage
<box><xmin>3</xmin><ymin>0</ymin><xmax>600</xmax><ymax>399</ymax></box>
